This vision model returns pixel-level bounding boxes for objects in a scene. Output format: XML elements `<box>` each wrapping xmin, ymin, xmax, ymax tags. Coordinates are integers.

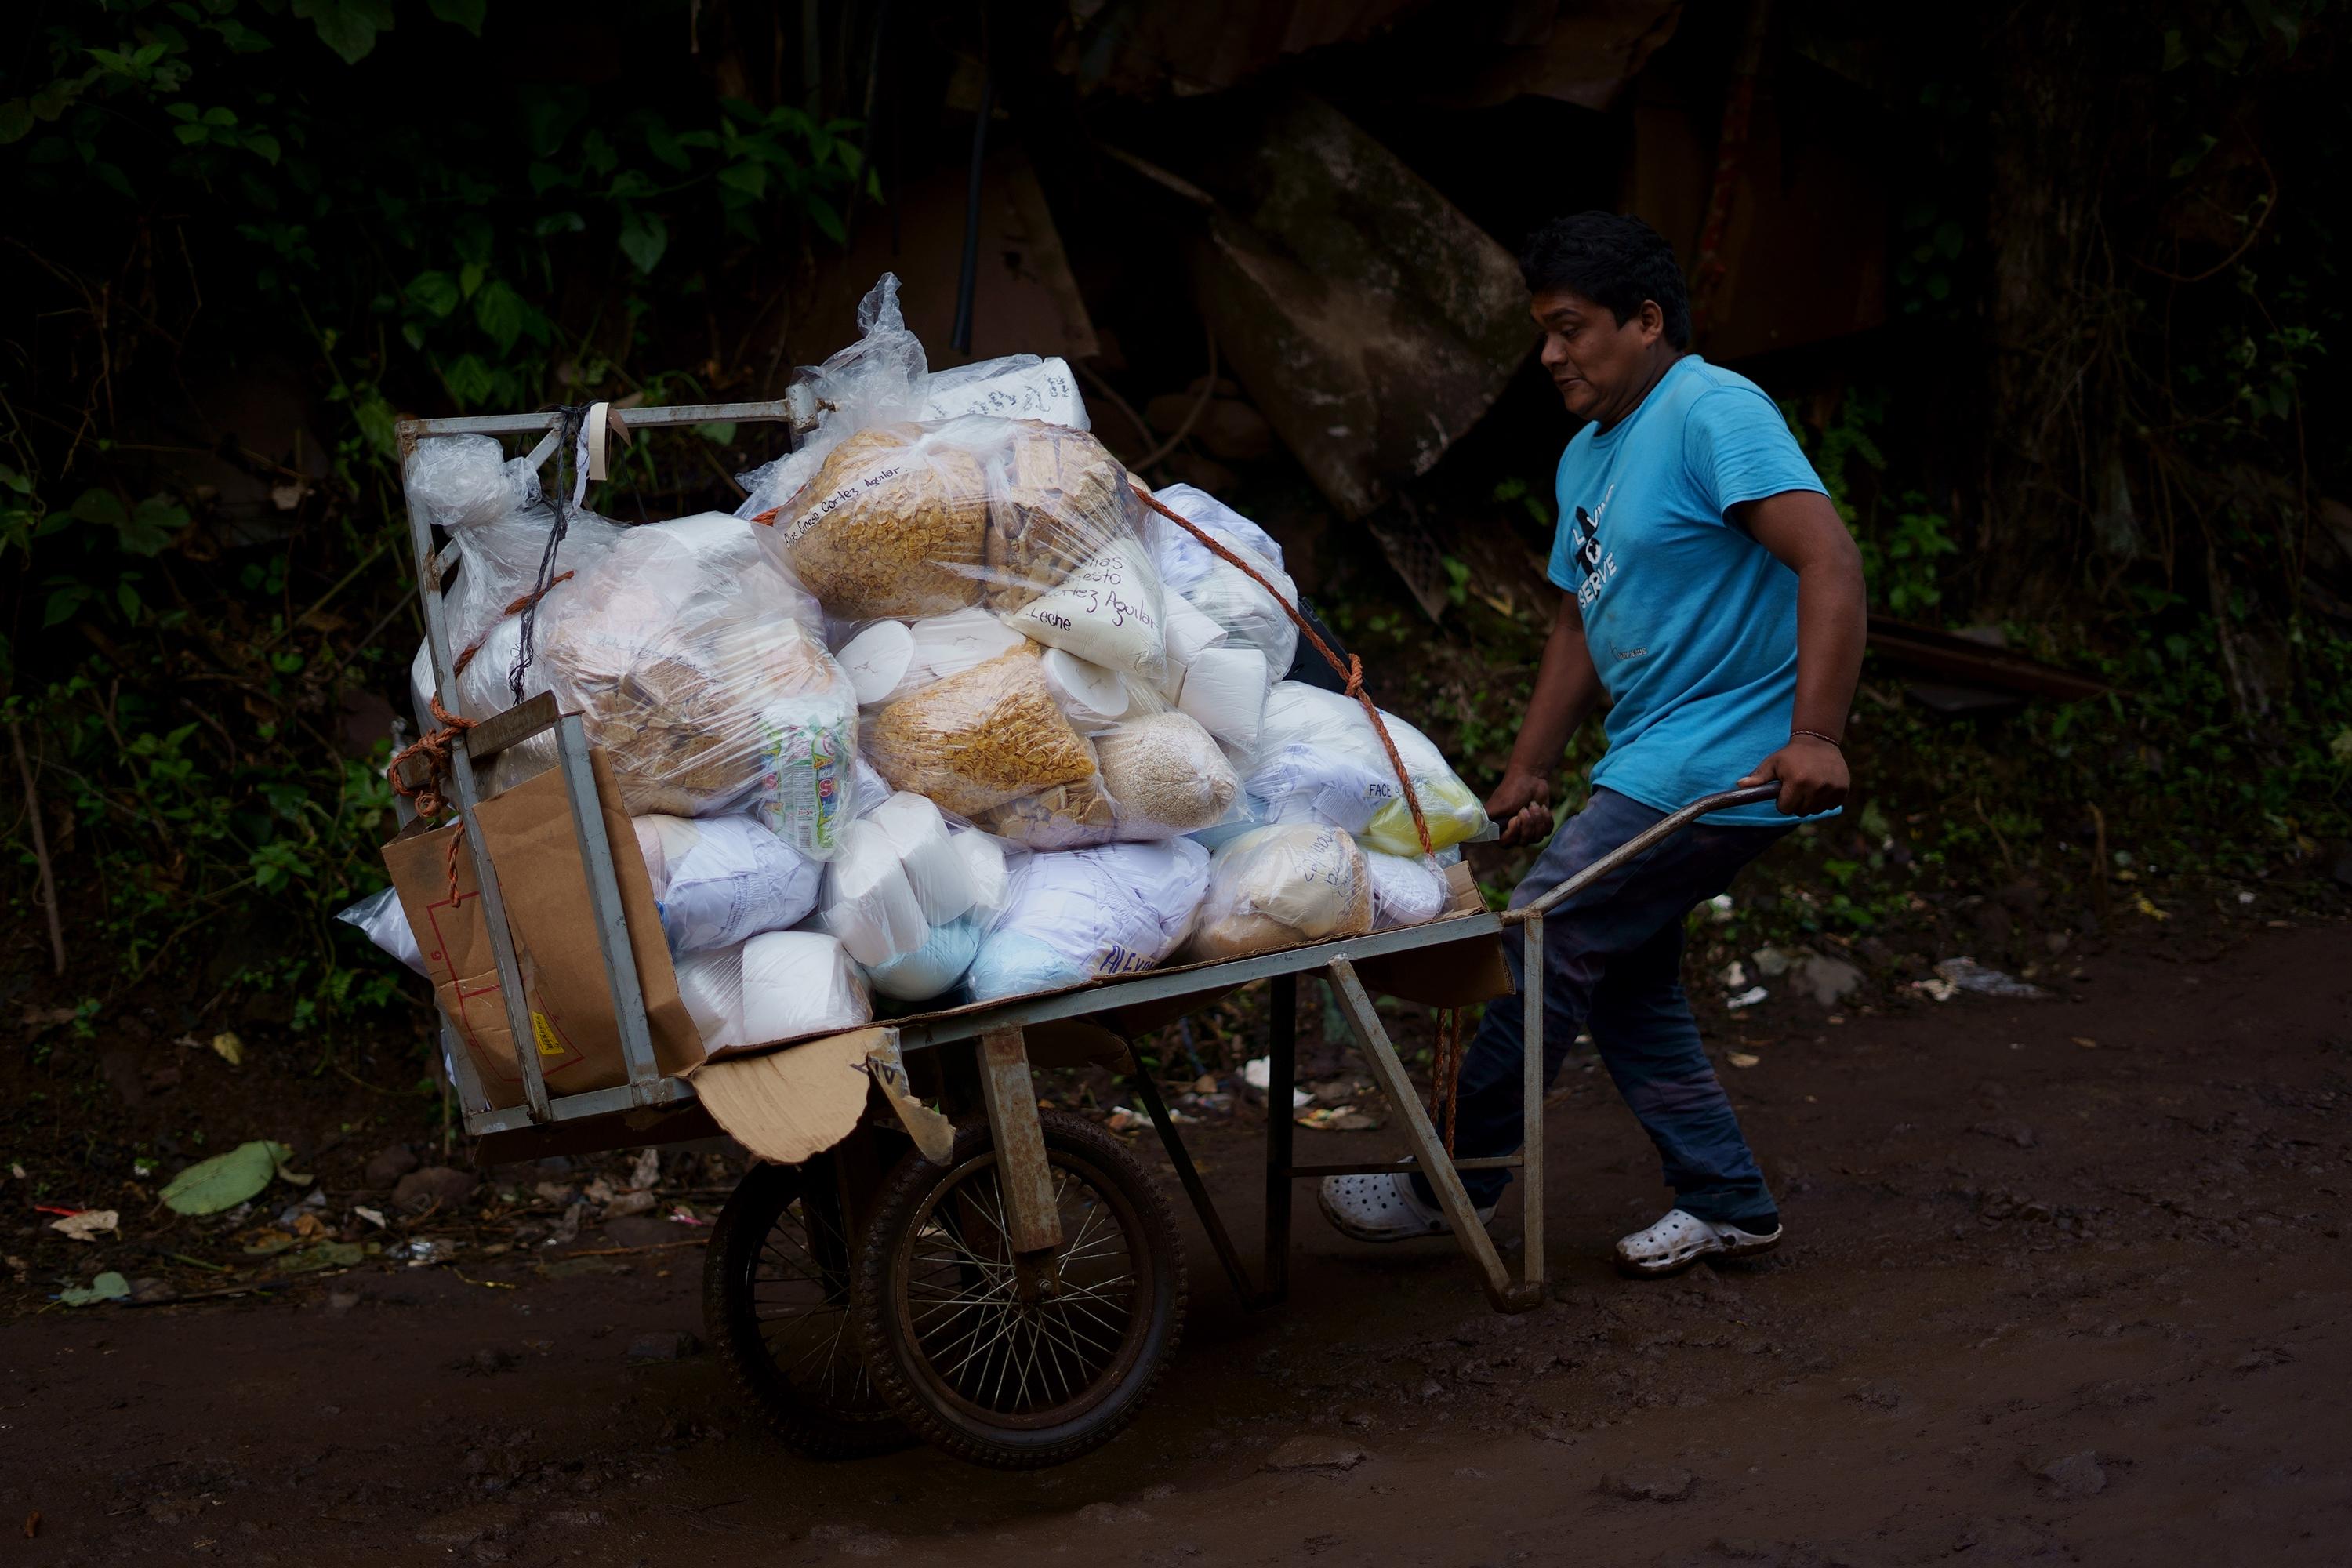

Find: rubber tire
<box><xmin>703</xmin><ymin>1160</ymin><xmax>912</xmax><ymax>1460</ymax></box>
<box><xmin>852</xmin><ymin>1110</ymin><xmax>1186</xmax><ymax>1468</ymax></box>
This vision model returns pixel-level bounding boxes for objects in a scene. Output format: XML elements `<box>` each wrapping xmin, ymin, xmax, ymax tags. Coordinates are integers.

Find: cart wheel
<box><xmin>852</xmin><ymin>1109</ymin><xmax>1185</xmax><ymax>1468</ymax></box>
<box><xmin>704</xmin><ymin>1159</ymin><xmax>910</xmax><ymax>1460</ymax></box>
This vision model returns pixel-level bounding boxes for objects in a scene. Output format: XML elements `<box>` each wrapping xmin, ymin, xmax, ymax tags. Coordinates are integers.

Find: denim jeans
<box><xmin>1416</xmin><ymin>787</ymin><xmax>1789</xmax><ymax>1227</ymax></box>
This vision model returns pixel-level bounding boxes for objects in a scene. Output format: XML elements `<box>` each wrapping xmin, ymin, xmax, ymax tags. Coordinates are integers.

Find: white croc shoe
<box><xmin>1615</xmin><ymin>1208</ymin><xmax>1782</xmax><ymax>1278</ymax></box>
<box><xmin>1317</xmin><ymin>1167</ymin><xmax>1496</xmax><ymax>1243</ymax></box>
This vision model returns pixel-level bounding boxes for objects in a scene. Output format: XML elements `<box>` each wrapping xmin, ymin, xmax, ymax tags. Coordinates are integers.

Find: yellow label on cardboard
<box><xmin>531</xmin><ymin>1012</ymin><xmax>566</xmax><ymax>1058</ymax></box>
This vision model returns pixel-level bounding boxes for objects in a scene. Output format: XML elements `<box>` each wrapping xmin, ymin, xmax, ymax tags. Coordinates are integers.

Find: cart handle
<box><xmin>1504</xmin><ymin>782</ymin><xmax>1784</xmax><ymax>923</ymax></box>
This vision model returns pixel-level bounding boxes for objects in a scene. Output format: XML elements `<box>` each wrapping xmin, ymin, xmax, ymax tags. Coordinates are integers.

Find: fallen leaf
<box><xmin>353</xmin><ymin>1205</ymin><xmax>387</xmax><ymax>1229</ymax></box>
<box><xmin>160</xmin><ymin>1140</ymin><xmax>299</xmax><ymax>1216</ymax></box>
<box><xmin>1727</xmin><ymin>1051</ymin><xmax>1762</xmax><ymax>1069</ymax></box>
<box><xmin>2072</xmin><ymin>1036</ymin><xmax>2098</xmax><ymax>1049</ymax></box>
<box><xmin>2135</xmin><ymin>896</ymin><xmax>2170</xmax><ymax>921</ymax></box>
<box><xmin>211</xmin><ymin>1031</ymin><xmax>245</xmax><ymax>1066</ymax></box>
<box><xmin>59</xmin><ymin>1271</ymin><xmax>132</xmax><ymax>1306</ymax></box>
<box><xmin>49</xmin><ymin>1210</ymin><xmax>118</xmax><ymax>1243</ymax></box>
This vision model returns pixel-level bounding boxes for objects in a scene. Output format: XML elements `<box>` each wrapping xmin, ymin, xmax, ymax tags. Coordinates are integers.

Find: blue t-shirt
<box><xmin>1546</xmin><ymin>356</ymin><xmax>1830</xmax><ymax>827</ymax></box>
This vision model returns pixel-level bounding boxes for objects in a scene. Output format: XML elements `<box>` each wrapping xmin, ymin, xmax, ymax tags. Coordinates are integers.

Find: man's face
<box><xmin>1530</xmin><ymin>286</ymin><xmax>1661</xmax><ymax>422</ymax></box>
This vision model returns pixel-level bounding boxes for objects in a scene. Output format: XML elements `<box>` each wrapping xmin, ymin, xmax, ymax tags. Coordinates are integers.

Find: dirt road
<box><xmin>7</xmin><ymin>923</ymin><xmax>2349</xmax><ymax>1566</ymax></box>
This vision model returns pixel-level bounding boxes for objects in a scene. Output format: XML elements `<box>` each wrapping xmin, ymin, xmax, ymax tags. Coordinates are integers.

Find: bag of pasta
<box><xmin>543</xmin><ymin>513</ymin><xmax>857</xmax><ymax>845</ymax></box>
<box><xmin>760</xmin><ymin>416</ymin><xmax>1172</xmax><ymax>685</ymax></box>
<box><xmin>863</xmin><ymin>644</ymin><xmax>1105</xmax><ymax>821</ymax></box>
<box><xmin>1185</xmin><ymin>824</ymin><xmax>1374</xmax><ymax>962</ymax></box>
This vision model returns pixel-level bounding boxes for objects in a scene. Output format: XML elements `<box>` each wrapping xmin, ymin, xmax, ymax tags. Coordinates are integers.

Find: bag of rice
<box><xmin>739</xmin><ymin>931</ymin><xmax>871</xmax><ymax>1043</ymax></box>
<box><xmin>638</xmin><ymin>813</ymin><xmax>822</xmax><ymax>954</ymax></box>
<box><xmin>1244</xmin><ymin>682</ymin><xmax>1489</xmax><ymax>855</ymax></box>
<box><xmin>965</xmin><ymin>839</ymin><xmax>1210</xmax><ymax>1000</ymax></box>
<box><xmin>1094</xmin><ymin>712</ymin><xmax>1240</xmax><ymax>839</ymax></box>
<box><xmin>865</xmin><ymin>645</ymin><xmax>1105</xmax><ymax>819</ymax></box>
<box><xmin>1186</xmin><ymin>825</ymin><xmax>1373</xmax><ymax>962</ymax></box>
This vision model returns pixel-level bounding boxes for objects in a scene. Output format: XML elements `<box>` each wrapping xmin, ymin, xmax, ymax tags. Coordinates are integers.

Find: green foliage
<box><xmin>0</xmin><ymin>0</ymin><xmax>863</xmax><ymax>1040</ymax></box>
<box><xmin>1788</xmin><ymin>391</ymin><xmax>1959</xmax><ymax>618</ymax></box>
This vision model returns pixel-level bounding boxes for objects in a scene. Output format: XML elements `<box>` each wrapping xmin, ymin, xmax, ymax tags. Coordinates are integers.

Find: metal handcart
<box><xmin>390</xmin><ymin>397</ymin><xmax>1778</xmax><ymax>1468</ymax></box>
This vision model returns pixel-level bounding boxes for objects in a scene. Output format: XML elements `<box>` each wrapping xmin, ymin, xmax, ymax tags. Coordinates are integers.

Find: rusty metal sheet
<box><xmin>1184</xmin><ymin>94</ymin><xmax>1530</xmax><ymax>519</ymax></box>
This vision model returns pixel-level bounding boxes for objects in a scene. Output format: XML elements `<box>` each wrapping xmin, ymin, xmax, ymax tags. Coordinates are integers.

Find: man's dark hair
<box><xmin>1519</xmin><ymin>212</ymin><xmax>1692</xmax><ymax>350</ymax></box>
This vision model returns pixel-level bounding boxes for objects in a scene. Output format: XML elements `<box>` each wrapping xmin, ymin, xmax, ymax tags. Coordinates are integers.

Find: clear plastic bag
<box><xmin>965</xmin><ymin>838</ymin><xmax>1210</xmax><ymax>1001</ymax></box>
<box><xmin>337</xmin><ymin>887</ymin><xmax>425</xmax><ymax>975</ymax></box>
<box><xmin>638</xmin><ymin>813</ymin><xmax>822</xmax><ymax>954</ymax></box>
<box><xmin>675</xmin><ymin>945</ymin><xmax>748</xmax><ymax>1054</ymax></box>
<box><xmin>864</xmin><ymin>645</ymin><xmax>1105</xmax><ymax>821</ymax></box>
<box><xmin>736</xmin><ymin>274</ymin><xmax>933</xmax><ymax>522</ymax></box>
<box><xmin>1365</xmin><ymin>849</ymin><xmax>1450</xmax><ymax>931</ymax></box>
<box><xmin>819</xmin><ymin>818</ymin><xmax>932</xmax><ymax>967</ymax></box>
<box><xmin>1186</xmin><ymin>824</ymin><xmax>1374</xmax><ymax>962</ymax></box>
<box><xmin>541</xmin><ymin>513</ymin><xmax>858</xmax><ymax>837</ymax></box>
<box><xmin>1150</xmin><ymin>484</ymin><xmax>1298</xmax><ymax>680</ymax></box>
<box><xmin>739</xmin><ymin>931</ymin><xmax>871</xmax><ymax>1043</ymax></box>
<box><xmin>404</xmin><ymin>434</ymin><xmax>623</xmax><ymax>789</ymax></box>
<box><xmin>834</xmin><ymin>608</ymin><xmax>1025</xmax><ymax>709</ymax></box>
<box><xmin>1244</xmin><ymin>682</ymin><xmax>1489</xmax><ymax>856</ymax></box>
<box><xmin>761</xmin><ymin>416</ymin><xmax>1169</xmax><ymax>684</ymax></box>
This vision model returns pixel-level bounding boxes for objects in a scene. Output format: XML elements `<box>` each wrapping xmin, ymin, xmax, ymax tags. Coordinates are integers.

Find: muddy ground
<box><xmin>5</xmin><ymin>920</ymin><xmax>2350</xmax><ymax>1566</ymax></box>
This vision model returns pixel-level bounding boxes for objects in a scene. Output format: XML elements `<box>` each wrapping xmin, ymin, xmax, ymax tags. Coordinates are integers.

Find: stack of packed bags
<box><xmin>349</xmin><ymin>276</ymin><xmax>1492</xmax><ymax>1060</ymax></box>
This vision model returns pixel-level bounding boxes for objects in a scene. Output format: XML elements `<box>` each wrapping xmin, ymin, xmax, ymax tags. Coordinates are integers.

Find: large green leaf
<box><xmin>292</xmin><ymin>0</ymin><xmax>396</xmax><ymax>64</ymax></box>
<box><xmin>60</xmin><ymin>1271</ymin><xmax>131</xmax><ymax>1307</ymax></box>
<box><xmin>617</xmin><ymin>209</ymin><xmax>667</xmax><ymax>274</ymax></box>
<box><xmin>160</xmin><ymin>1138</ymin><xmax>299</xmax><ymax>1215</ymax></box>
<box><xmin>427</xmin><ymin>0</ymin><xmax>488</xmax><ymax>36</ymax></box>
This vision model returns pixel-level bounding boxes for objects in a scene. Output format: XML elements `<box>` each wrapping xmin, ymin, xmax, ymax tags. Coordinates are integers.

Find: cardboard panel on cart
<box><xmin>382</xmin><ymin>749</ymin><xmax>701</xmax><ymax>1111</ymax></box>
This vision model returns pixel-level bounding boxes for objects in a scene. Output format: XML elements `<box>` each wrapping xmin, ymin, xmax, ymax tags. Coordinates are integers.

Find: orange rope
<box><xmin>450</xmin><ymin>569</ymin><xmax>576</xmax><ymax>677</ymax></box>
<box><xmin>1129</xmin><ymin>484</ymin><xmax>1434</xmax><ymax>858</ymax></box>
<box><xmin>389</xmin><ymin>694</ymin><xmax>477</xmax><ymax>821</ymax></box>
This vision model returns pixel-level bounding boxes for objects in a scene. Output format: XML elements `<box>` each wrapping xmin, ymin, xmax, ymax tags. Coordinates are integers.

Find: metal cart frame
<box><xmin>390</xmin><ymin>397</ymin><xmax>1776</xmax><ymax>1370</ymax></box>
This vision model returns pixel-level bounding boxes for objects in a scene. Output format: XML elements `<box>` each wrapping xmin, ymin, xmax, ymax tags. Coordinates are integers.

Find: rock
<box><xmin>1792</xmin><ymin>955</ymin><xmax>1864</xmax><ymax>1008</ymax></box>
<box><xmin>1970</xmin><ymin>1120</ymin><xmax>2038</xmax><ymax>1149</ymax></box>
<box><xmin>2034</xmin><ymin>1450</ymin><xmax>2107</xmax><ymax>1499</ymax></box>
<box><xmin>394</xmin><ymin>1164</ymin><xmax>477</xmax><ymax>1212</ymax></box>
<box><xmin>1602</xmin><ymin>1466</ymin><xmax>1696</xmax><ymax>1502</ymax></box>
<box><xmin>100</xmin><ymin>1047</ymin><xmax>147</xmax><ymax>1109</ymax></box>
<box><xmin>327</xmin><ymin>1290</ymin><xmax>361</xmax><ymax>1312</ymax></box>
<box><xmin>1196</xmin><ymin>400</ymin><xmax>1274</xmax><ymax>463</ymax></box>
<box><xmin>366</xmin><ymin>1142</ymin><xmax>421</xmax><ymax>1186</ymax></box>
<box><xmin>541</xmin><ymin>1508</ymin><xmax>604</xmax><ymax>1528</ymax></box>
<box><xmin>1263</xmin><ymin>1436</ymin><xmax>1368</xmax><ymax>1472</ymax></box>
<box><xmin>126</xmin><ymin>1277</ymin><xmax>177</xmax><ymax>1305</ymax></box>
<box><xmin>627</xmin><ymin>1330</ymin><xmax>702</xmax><ymax>1363</ymax></box>
<box><xmin>601</xmin><ymin>1215</ymin><xmax>676</xmax><ymax>1249</ymax></box>
<box><xmin>599</xmin><ymin>1189</ymin><xmax>657</xmax><ymax>1221</ymax></box>
<box><xmin>457</xmin><ymin>1348</ymin><xmax>518</xmax><ymax>1376</ymax></box>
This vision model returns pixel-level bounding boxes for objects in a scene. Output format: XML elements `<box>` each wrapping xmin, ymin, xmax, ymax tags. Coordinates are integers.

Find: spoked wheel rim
<box><xmin>887</xmin><ymin>1144</ymin><xmax>1156</xmax><ymax>1432</ymax></box>
<box><xmin>741</xmin><ymin>1178</ymin><xmax>892</xmax><ymax>1422</ymax></box>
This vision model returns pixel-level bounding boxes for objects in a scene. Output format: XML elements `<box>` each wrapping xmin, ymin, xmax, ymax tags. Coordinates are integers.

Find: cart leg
<box><xmin>977</xmin><ymin>1027</ymin><xmax>1064</xmax><ymax>1298</ymax></box>
<box><xmin>1127</xmin><ymin>1065</ymin><xmax>1272</xmax><ymax>1311</ymax></box>
<box><xmin>1521</xmin><ymin>913</ymin><xmax>1546</xmax><ymax>1294</ymax></box>
<box><xmin>1263</xmin><ymin>972</ymin><xmax>1298</xmax><ymax>1305</ymax></box>
<box><xmin>1327</xmin><ymin>957</ymin><xmax>1541</xmax><ymax>1313</ymax></box>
